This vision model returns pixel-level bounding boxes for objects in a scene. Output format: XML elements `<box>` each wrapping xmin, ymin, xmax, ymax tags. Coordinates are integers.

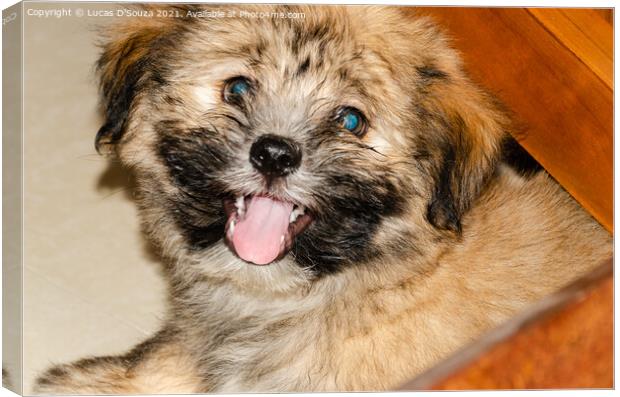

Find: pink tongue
<box><xmin>231</xmin><ymin>196</ymin><xmax>294</xmax><ymax>265</ymax></box>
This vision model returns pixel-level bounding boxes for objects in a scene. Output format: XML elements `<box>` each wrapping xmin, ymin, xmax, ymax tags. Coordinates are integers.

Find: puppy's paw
<box><xmin>34</xmin><ymin>357</ymin><xmax>128</xmax><ymax>394</ymax></box>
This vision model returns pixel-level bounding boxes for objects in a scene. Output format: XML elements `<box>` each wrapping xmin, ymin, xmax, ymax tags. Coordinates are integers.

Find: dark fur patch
<box><xmin>124</xmin><ymin>327</ymin><xmax>178</xmax><ymax>369</ymax></box>
<box><xmin>95</xmin><ymin>20</ymin><xmax>193</xmax><ymax>152</ymax></box>
<box><xmin>45</xmin><ymin>366</ymin><xmax>69</xmax><ymax>378</ymax></box>
<box><xmin>426</xmin><ymin>142</ymin><xmax>462</xmax><ymax>232</ymax></box>
<box><xmin>35</xmin><ymin>365</ymin><xmax>73</xmax><ymax>387</ymax></box>
<box><xmin>292</xmin><ymin>170</ymin><xmax>405</xmax><ymax>274</ymax></box>
<box><xmin>424</xmin><ymin>114</ymin><xmax>497</xmax><ymax>233</ymax></box>
<box><xmin>416</xmin><ymin>65</ymin><xmax>447</xmax><ymax>81</ymax></box>
<box><xmin>500</xmin><ymin>135</ymin><xmax>542</xmax><ymax>176</ymax></box>
<box><xmin>289</xmin><ymin>20</ymin><xmax>332</xmax><ymax>58</ymax></box>
<box><xmin>296</xmin><ymin>57</ymin><xmax>311</xmax><ymax>76</ymax></box>
<box><xmin>157</xmin><ymin>123</ymin><xmax>230</xmax><ymax>250</ymax></box>
<box><xmin>95</xmin><ymin>48</ymin><xmax>150</xmax><ymax>151</ymax></box>
<box><xmin>35</xmin><ymin>356</ymin><xmax>121</xmax><ymax>388</ymax></box>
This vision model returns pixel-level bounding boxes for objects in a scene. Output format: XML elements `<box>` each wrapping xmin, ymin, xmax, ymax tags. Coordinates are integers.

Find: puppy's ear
<box><xmin>95</xmin><ymin>24</ymin><xmax>158</xmax><ymax>153</ymax></box>
<box><xmin>424</xmin><ymin>80</ymin><xmax>508</xmax><ymax>233</ymax></box>
<box><xmin>94</xmin><ymin>7</ymin><xmax>188</xmax><ymax>153</ymax></box>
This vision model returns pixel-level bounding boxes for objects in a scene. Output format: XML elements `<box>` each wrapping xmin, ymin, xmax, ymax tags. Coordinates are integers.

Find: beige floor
<box><xmin>15</xmin><ymin>3</ymin><xmax>167</xmax><ymax>393</ymax></box>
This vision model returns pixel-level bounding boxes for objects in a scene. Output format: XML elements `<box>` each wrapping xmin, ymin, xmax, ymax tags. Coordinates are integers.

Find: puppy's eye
<box><xmin>338</xmin><ymin>107</ymin><xmax>368</xmax><ymax>137</ymax></box>
<box><xmin>223</xmin><ymin>77</ymin><xmax>252</xmax><ymax>103</ymax></box>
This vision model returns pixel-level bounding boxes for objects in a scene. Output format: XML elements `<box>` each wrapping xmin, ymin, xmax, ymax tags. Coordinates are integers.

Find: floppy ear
<box><xmin>94</xmin><ymin>5</ymin><xmax>198</xmax><ymax>153</ymax></box>
<box><xmin>95</xmin><ymin>22</ymin><xmax>162</xmax><ymax>153</ymax></box>
<box><xmin>424</xmin><ymin>80</ymin><xmax>508</xmax><ymax>233</ymax></box>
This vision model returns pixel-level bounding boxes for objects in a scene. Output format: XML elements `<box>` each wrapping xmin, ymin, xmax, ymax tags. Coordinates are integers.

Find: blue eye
<box><xmin>339</xmin><ymin>107</ymin><xmax>367</xmax><ymax>136</ymax></box>
<box><xmin>342</xmin><ymin>112</ymin><xmax>359</xmax><ymax>131</ymax></box>
<box><xmin>230</xmin><ymin>80</ymin><xmax>249</xmax><ymax>95</ymax></box>
<box><xmin>224</xmin><ymin>77</ymin><xmax>252</xmax><ymax>103</ymax></box>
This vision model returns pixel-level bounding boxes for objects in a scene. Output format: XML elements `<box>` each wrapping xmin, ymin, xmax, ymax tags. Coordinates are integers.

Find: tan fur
<box><xmin>36</xmin><ymin>330</ymin><xmax>203</xmax><ymax>394</ymax></box>
<box><xmin>35</xmin><ymin>5</ymin><xmax>611</xmax><ymax>393</ymax></box>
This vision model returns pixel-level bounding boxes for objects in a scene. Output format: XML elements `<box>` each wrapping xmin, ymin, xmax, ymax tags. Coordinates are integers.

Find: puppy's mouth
<box><xmin>223</xmin><ymin>195</ymin><xmax>314</xmax><ymax>265</ymax></box>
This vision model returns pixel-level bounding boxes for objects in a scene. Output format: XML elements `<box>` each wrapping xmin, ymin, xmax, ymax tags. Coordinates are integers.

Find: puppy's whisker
<box><xmin>176</xmin><ymin>185</ymin><xmax>214</xmax><ymax>202</ymax></box>
<box><xmin>353</xmin><ymin>142</ymin><xmax>387</xmax><ymax>157</ymax></box>
<box><xmin>76</xmin><ymin>154</ymin><xmax>108</xmax><ymax>161</ymax></box>
<box><xmin>98</xmin><ymin>187</ymin><xmax>131</xmax><ymax>200</ymax></box>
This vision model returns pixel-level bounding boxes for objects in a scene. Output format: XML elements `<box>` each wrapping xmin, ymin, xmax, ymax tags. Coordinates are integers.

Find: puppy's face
<box><xmin>96</xmin><ymin>6</ymin><xmax>506</xmax><ymax>292</ymax></box>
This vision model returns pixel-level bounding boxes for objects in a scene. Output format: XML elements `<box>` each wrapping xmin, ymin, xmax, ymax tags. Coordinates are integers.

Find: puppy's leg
<box><xmin>34</xmin><ymin>327</ymin><xmax>204</xmax><ymax>394</ymax></box>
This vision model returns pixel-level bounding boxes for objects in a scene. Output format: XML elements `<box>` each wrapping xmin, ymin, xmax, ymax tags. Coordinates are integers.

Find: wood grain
<box><xmin>594</xmin><ymin>9</ymin><xmax>613</xmax><ymax>24</ymax></box>
<box><xmin>530</xmin><ymin>8</ymin><xmax>613</xmax><ymax>88</ymax></box>
<box><xmin>401</xmin><ymin>260</ymin><xmax>613</xmax><ymax>390</ymax></box>
<box><xmin>411</xmin><ymin>8</ymin><xmax>613</xmax><ymax>232</ymax></box>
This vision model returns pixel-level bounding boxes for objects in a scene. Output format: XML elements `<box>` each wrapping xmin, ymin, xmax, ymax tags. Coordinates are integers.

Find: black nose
<box><xmin>249</xmin><ymin>134</ymin><xmax>302</xmax><ymax>177</ymax></box>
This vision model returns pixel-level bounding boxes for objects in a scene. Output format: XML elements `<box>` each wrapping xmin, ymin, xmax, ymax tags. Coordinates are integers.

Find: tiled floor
<box><xmin>13</xmin><ymin>4</ymin><xmax>167</xmax><ymax>393</ymax></box>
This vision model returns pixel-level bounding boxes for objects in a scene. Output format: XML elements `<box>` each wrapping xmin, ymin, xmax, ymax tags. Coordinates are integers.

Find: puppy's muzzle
<box><xmin>223</xmin><ymin>134</ymin><xmax>312</xmax><ymax>266</ymax></box>
<box><xmin>250</xmin><ymin>134</ymin><xmax>302</xmax><ymax>177</ymax></box>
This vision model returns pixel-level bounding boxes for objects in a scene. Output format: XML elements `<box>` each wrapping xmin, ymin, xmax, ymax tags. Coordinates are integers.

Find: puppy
<box><xmin>35</xmin><ymin>5</ymin><xmax>612</xmax><ymax>393</ymax></box>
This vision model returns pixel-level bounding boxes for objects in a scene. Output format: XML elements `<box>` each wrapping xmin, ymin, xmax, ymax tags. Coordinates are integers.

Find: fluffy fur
<box><xmin>35</xmin><ymin>5</ymin><xmax>611</xmax><ymax>393</ymax></box>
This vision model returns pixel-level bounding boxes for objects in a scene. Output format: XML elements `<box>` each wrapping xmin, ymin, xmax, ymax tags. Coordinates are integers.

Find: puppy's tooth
<box><xmin>235</xmin><ymin>196</ymin><xmax>244</xmax><ymax>208</ymax></box>
<box><xmin>289</xmin><ymin>208</ymin><xmax>300</xmax><ymax>223</ymax></box>
<box><xmin>235</xmin><ymin>196</ymin><xmax>245</xmax><ymax>215</ymax></box>
<box><xmin>280</xmin><ymin>235</ymin><xmax>285</xmax><ymax>243</ymax></box>
<box><xmin>289</xmin><ymin>206</ymin><xmax>306</xmax><ymax>223</ymax></box>
<box><xmin>229</xmin><ymin>219</ymin><xmax>236</xmax><ymax>235</ymax></box>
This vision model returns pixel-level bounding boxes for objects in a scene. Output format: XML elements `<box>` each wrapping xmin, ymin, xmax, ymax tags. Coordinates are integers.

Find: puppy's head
<box><xmin>96</xmin><ymin>5</ymin><xmax>507</xmax><ymax>292</ymax></box>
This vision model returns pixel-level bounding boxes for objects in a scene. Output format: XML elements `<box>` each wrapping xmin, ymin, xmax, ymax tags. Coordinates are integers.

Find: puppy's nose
<box><xmin>250</xmin><ymin>134</ymin><xmax>302</xmax><ymax>177</ymax></box>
